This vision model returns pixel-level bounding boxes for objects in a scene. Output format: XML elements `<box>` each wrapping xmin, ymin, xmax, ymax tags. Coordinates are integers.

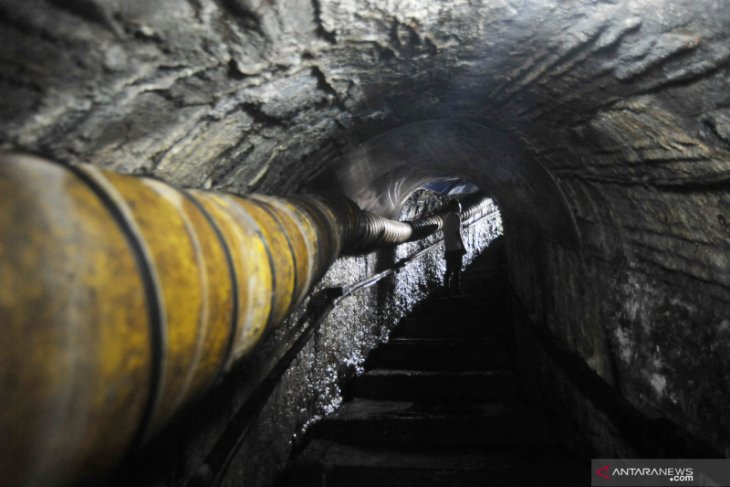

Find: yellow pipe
<box><xmin>0</xmin><ymin>153</ymin><xmax>492</xmax><ymax>487</ymax></box>
<box><xmin>0</xmin><ymin>154</ymin><xmax>347</xmax><ymax>487</ymax></box>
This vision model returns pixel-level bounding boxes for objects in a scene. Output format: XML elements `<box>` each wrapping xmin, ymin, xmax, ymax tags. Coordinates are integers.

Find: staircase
<box><xmin>284</xmin><ymin>248</ymin><xmax>587</xmax><ymax>486</ymax></box>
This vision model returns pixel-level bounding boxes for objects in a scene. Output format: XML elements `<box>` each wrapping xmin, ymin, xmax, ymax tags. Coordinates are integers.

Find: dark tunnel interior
<box><xmin>0</xmin><ymin>0</ymin><xmax>729</xmax><ymax>486</ymax></box>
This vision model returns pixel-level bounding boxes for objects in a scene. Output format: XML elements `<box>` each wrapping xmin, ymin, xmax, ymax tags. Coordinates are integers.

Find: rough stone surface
<box><xmin>1</xmin><ymin>0</ymin><xmax>729</xmax><ymax>474</ymax></box>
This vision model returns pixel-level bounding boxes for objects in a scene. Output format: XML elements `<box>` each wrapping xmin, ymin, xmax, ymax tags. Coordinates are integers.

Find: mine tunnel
<box><xmin>1</xmin><ymin>0</ymin><xmax>729</xmax><ymax>486</ymax></box>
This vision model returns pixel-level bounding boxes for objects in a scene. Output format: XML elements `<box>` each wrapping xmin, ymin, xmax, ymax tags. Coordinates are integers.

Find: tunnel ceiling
<box><xmin>1</xmin><ymin>0</ymin><xmax>729</xmax><ymax>262</ymax></box>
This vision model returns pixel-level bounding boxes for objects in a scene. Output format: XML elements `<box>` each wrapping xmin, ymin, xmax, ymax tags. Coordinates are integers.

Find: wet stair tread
<box><xmin>411</xmin><ymin>298</ymin><xmax>507</xmax><ymax>315</ymax></box>
<box><xmin>352</xmin><ymin>369</ymin><xmax>517</xmax><ymax>401</ymax></box>
<box><xmin>401</xmin><ymin>307</ymin><xmax>508</xmax><ymax>325</ymax></box>
<box><xmin>311</xmin><ymin>398</ymin><xmax>557</xmax><ymax>447</ymax></box>
<box><xmin>354</xmin><ymin>368</ymin><xmax>515</xmax><ymax>382</ymax></box>
<box><xmin>326</xmin><ymin>397</ymin><xmax>531</xmax><ymax>419</ymax></box>
<box><xmin>394</xmin><ymin>322</ymin><xmax>508</xmax><ymax>339</ymax></box>
<box><xmin>291</xmin><ymin>440</ymin><xmax>586</xmax><ymax>487</ymax></box>
<box><xmin>366</xmin><ymin>337</ymin><xmax>511</xmax><ymax>371</ymax></box>
<box><xmin>395</xmin><ymin>315</ymin><xmax>509</xmax><ymax>337</ymax></box>
<box><xmin>295</xmin><ymin>439</ymin><xmax>585</xmax><ymax>473</ymax></box>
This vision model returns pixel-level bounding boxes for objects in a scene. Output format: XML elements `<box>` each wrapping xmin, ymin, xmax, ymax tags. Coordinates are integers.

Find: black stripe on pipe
<box><xmin>252</xmin><ymin>197</ymin><xmax>315</xmax><ymax>307</ymax></box>
<box><xmin>60</xmin><ymin>164</ymin><xmax>165</xmax><ymax>455</ymax></box>
<box><xmin>283</xmin><ymin>197</ymin><xmax>327</xmax><ymax>276</ymax></box>
<box><xmin>223</xmin><ymin>196</ymin><xmax>278</xmax><ymax>331</ymax></box>
<box><xmin>177</xmin><ymin>188</ymin><xmax>240</xmax><ymax>380</ymax></box>
<box><xmin>245</xmin><ymin>198</ymin><xmax>299</xmax><ymax>319</ymax></box>
<box><xmin>288</xmin><ymin>196</ymin><xmax>337</xmax><ymax>276</ymax></box>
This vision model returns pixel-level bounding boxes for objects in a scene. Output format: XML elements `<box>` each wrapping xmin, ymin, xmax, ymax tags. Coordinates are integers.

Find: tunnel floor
<box><xmin>282</xmin><ymin>246</ymin><xmax>588</xmax><ymax>486</ymax></box>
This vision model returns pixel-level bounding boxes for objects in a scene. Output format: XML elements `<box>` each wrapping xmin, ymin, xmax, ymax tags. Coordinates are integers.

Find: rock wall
<box><xmin>1</xmin><ymin>0</ymin><xmax>729</xmax><ymax>467</ymax></box>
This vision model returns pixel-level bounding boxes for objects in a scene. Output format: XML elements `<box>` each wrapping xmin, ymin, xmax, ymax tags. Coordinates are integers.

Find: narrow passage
<box><xmin>286</xmin><ymin>242</ymin><xmax>587</xmax><ymax>486</ymax></box>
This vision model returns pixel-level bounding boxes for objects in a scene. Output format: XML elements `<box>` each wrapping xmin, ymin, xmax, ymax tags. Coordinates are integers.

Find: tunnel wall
<box><xmin>505</xmin><ymin>208</ymin><xmax>729</xmax><ymax>455</ymax></box>
<box><xmin>2</xmin><ymin>0</ymin><xmax>729</xmax><ymax>467</ymax></box>
<box><xmin>118</xmin><ymin>192</ymin><xmax>501</xmax><ymax>487</ymax></box>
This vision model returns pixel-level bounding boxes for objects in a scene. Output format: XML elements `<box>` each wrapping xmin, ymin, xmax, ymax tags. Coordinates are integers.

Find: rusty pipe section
<box><xmin>0</xmin><ymin>154</ymin><xmax>491</xmax><ymax>487</ymax></box>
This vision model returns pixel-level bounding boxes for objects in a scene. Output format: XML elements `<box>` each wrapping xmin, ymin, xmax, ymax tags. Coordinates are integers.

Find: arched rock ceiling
<box><xmin>0</xmin><ymin>0</ymin><xmax>729</xmax><ymax>251</ymax></box>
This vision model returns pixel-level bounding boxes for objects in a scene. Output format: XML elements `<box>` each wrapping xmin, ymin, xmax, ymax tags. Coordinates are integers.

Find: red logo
<box><xmin>595</xmin><ymin>465</ymin><xmax>611</xmax><ymax>480</ymax></box>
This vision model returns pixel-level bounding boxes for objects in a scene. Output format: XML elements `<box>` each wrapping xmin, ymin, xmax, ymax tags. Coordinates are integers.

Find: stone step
<box><xmin>309</xmin><ymin>399</ymin><xmax>555</xmax><ymax>448</ymax></box>
<box><xmin>401</xmin><ymin>313</ymin><xmax>507</xmax><ymax>327</ymax></box>
<box><xmin>366</xmin><ymin>338</ymin><xmax>511</xmax><ymax>371</ymax></box>
<box><xmin>457</xmin><ymin>282</ymin><xmax>506</xmax><ymax>295</ymax></box>
<box><xmin>351</xmin><ymin>369</ymin><xmax>516</xmax><ymax>402</ymax></box>
<box><xmin>395</xmin><ymin>316</ymin><xmax>509</xmax><ymax>339</ymax></box>
<box><xmin>412</xmin><ymin>294</ymin><xmax>507</xmax><ymax>313</ymax></box>
<box><xmin>288</xmin><ymin>439</ymin><xmax>586</xmax><ymax>487</ymax></box>
<box><xmin>451</xmin><ymin>269</ymin><xmax>504</xmax><ymax>283</ymax></box>
<box><xmin>459</xmin><ymin>273</ymin><xmax>505</xmax><ymax>284</ymax></box>
<box><xmin>407</xmin><ymin>301</ymin><xmax>508</xmax><ymax>320</ymax></box>
<box><xmin>407</xmin><ymin>308</ymin><xmax>508</xmax><ymax>324</ymax></box>
<box><xmin>462</xmin><ymin>267</ymin><xmax>502</xmax><ymax>276</ymax></box>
